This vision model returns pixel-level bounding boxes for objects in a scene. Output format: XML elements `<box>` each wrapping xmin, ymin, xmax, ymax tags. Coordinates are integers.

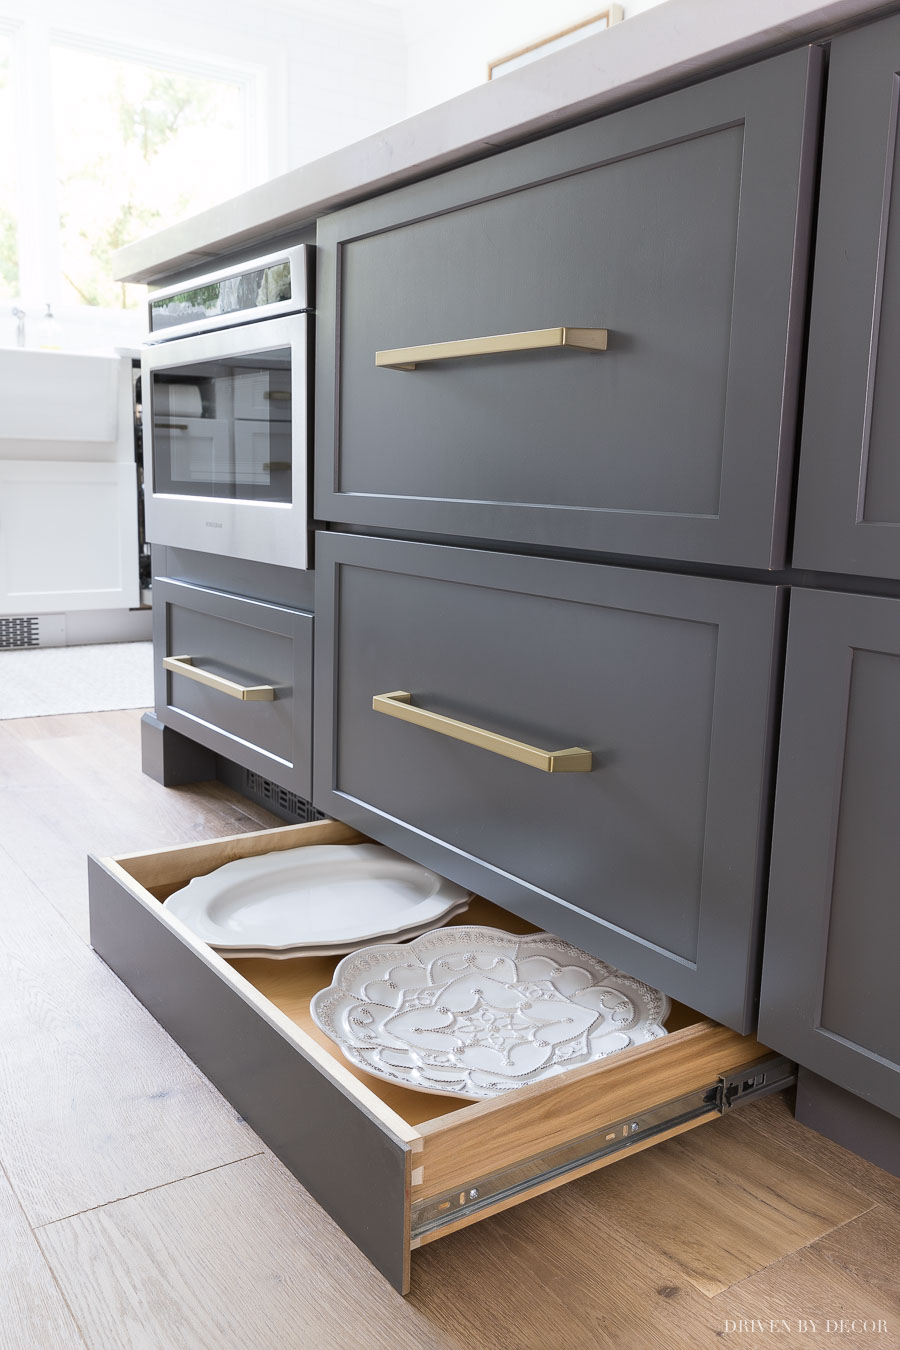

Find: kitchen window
<box><xmin>0</xmin><ymin>32</ymin><xmax>17</xmax><ymax>298</ymax></box>
<box><xmin>1</xmin><ymin>21</ymin><xmax>265</xmax><ymax>311</ymax></box>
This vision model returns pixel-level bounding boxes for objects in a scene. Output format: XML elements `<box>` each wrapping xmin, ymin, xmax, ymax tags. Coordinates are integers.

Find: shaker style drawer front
<box><xmin>88</xmin><ymin>819</ymin><xmax>769</xmax><ymax>1294</ymax></box>
<box><xmin>316</xmin><ymin>47</ymin><xmax>820</xmax><ymax>569</ymax></box>
<box><xmin>793</xmin><ymin>14</ymin><xmax>900</xmax><ymax>581</ymax></box>
<box><xmin>760</xmin><ymin>590</ymin><xmax>900</xmax><ymax>1117</ymax></box>
<box><xmin>153</xmin><ymin>577</ymin><xmax>312</xmax><ymax>797</ymax></box>
<box><xmin>314</xmin><ymin>534</ymin><xmax>783</xmax><ymax>1032</ymax></box>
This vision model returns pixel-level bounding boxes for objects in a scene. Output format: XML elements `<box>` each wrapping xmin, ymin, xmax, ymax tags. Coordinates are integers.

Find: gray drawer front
<box><xmin>87</xmin><ymin>856</ymin><xmax>409</xmax><ymax>1291</ymax></box>
<box><xmin>760</xmin><ymin>589</ymin><xmax>900</xmax><ymax>1117</ymax></box>
<box><xmin>152</xmin><ymin>546</ymin><xmax>316</xmax><ymax>612</ymax></box>
<box><xmin>793</xmin><ymin>14</ymin><xmax>900</xmax><ymax>581</ymax></box>
<box><xmin>314</xmin><ymin>533</ymin><xmax>783</xmax><ymax>1031</ymax></box>
<box><xmin>154</xmin><ymin>578</ymin><xmax>312</xmax><ymax>797</ymax></box>
<box><xmin>316</xmin><ymin>48</ymin><xmax>820</xmax><ymax>570</ymax></box>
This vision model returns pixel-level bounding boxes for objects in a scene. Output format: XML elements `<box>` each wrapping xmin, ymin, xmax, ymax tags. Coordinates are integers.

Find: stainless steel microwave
<box><xmin>141</xmin><ymin>245</ymin><xmax>312</xmax><ymax>570</ymax></box>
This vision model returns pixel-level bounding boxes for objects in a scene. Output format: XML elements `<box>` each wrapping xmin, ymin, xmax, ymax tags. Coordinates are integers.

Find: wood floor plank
<box><xmin>0</xmin><ymin>719</ymin><xmax>280</xmax><ymax>916</ymax></box>
<box><xmin>710</xmin><ymin>1205</ymin><xmax>900</xmax><ymax>1345</ymax></box>
<box><xmin>740</xmin><ymin>1091</ymin><xmax>900</xmax><ymax>1216</ymax></box>
<box><xmin>0</xmin><ymin>847</ymin><xmax>262</xmax><ymax>1227</ymax></box>
<box><xmin>483</xmin><ymin>1111</ymin><xmax>873</xmax><ymax>1300</ymax></box>
<box><xmin>0</xmin><ymin>1166</ymin><xmax>86</xmax><ymax>1350</ymax></box>
<box><xmin>413</xmin><ymin>1180</ymin><xmax>722</xmax><ymax>1350</ymax></box>
<box><xmin>811</xmin><ymin>1205</ymin><xmax>900</xmax><ymax>1309</ymax></box>
<box><xmin>29</xmin><ymin>871</ymin><xmax>92</xmax><ymax>944</ymax></box>
<box><xmin>36</xmin><ymin>1153</ymin><xmax>452</xmax><ymax>1350</ymax></box>
<box><xmin>411</xmin><ymin>1126</ymin><xmax>887</xmax><ymax>1348</ymax></box>
<box><xmin>582</xmin><ymin>1113</ymin><xmax>872</xmax><ymax>1296</ymax></box>
<box><xmin>2</xmin><ymin>714</ymin><xmax>278</xmax><ymax>842</ymax></box>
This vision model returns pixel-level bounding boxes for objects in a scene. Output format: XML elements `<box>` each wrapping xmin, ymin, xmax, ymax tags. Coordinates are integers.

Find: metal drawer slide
<box><xmin>411</xmin><ymin>1053</ymin><xmax>795</xmax><ymax>1241</ymax></box>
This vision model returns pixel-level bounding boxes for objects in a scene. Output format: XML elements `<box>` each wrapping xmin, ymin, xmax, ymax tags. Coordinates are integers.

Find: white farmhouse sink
<box><xmin>0</xmin><ymin>348</ymin><xmax>121</xmax><ymax>441</ymax></box>
<box><xmin>0</xmin><ymin>347</ymin><xmax>140</xmax><ymax>615</ymax></box>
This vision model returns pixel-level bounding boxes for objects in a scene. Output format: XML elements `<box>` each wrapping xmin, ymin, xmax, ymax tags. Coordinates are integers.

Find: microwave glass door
<box><xmin>150</xmin><ymin>348</ymin><xmax>293</xmax><ymax>503</ymax></box>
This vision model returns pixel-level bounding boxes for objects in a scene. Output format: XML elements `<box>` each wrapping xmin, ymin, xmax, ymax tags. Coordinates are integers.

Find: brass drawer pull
<box><xmin>264</xmin><ymin>390</ymin><xmax>291</xmax><ymax>401</ymax></box>
<box><xmin>163</xmin><ymin>655</ymin><xmax>275</xmax><ymax>702</ymax></box>
<box><xmin>372</xmin><ymin>691</ymin><xmax>591</xmax><ymax>773</ymax></box>
<box><xmin>375</xmin><ymin>326</ymin><xmax>608</xmax><ymax>371</ymax></box>
<box><xmin>154</xmin><ymin>422</ymin><xmax>189</xmax><ymax>431</ymax></box>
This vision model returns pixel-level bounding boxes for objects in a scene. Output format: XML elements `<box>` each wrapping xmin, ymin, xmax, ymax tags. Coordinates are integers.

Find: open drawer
<box><xmin>88</xmin><ymin>818</ymin><xmax>792</xmax><ymax>1294</ymax></box>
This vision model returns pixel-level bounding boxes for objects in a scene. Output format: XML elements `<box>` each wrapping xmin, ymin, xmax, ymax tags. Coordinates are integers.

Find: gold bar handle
<box><xmin>155</xmin><ymin>422</ymin><xmax>189</xmax><ymax>431</ymax></box>
<box><xmin>372</xmin><ymin>691</ymin><xmax>591</xmax><ymax>773</ymax></box>
<box><xmin>375</xmin><ymin>326</ymin><xmax>608</xmax><ymax>371</ymax></box>
<box><xmin>264</xmin><ymin>390</ymin><xmax>291</xmax><ymax>401</ymax></box>
<box><xmin>164</xmin><ymin>655</ymin><xmax>275</xmax><ymax>702</ymax></box>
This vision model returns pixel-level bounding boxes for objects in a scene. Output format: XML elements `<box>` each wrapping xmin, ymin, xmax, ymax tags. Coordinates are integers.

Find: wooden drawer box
<box><xmin>88</xmin><ymin>818</ymin><xmax>783</xmax><ymax>1293</ymax></box>
<box><xmin>314</xmin><ymin>533</ymin><xmax>784</xmax><ymax>1033</ymax></box>
<box><xmin>153</xmin><ymin>577</ymin><xmax>312</xmax><ymax>797</ymax></box>
<box><xmin>315</xmin><ymin>47</ymin><xmax>820</xmax><ymax>570</ymax></box>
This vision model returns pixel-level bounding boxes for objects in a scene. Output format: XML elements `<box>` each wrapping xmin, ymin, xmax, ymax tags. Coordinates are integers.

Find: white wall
<box><xmin>401</xmin><ymin>0</ymin><xmax>668</xmax><ymax>116</ymax></box>
<box><xmin>0</xmin><ymin>0</ymin><xmax>670</xmax><ymax>350</ymax></box>
<box><xmin>0</xmin><ymin>0</ymin><xmax>409</xmax><ymax>347</ymax></box>
<box><xmin>0</xmin><ymin>0</ymin><xmax>409</xmax><ymax>179</ymax></box>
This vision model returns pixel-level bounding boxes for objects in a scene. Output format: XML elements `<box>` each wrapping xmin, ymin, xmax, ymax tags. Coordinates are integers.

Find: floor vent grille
<box><xmin>0</xmin><ymin>616</ymin><xmax>41</xmax><ymax>649</ymax></box>
<box><xmin>245</xmin><ymin>771</ymin><xmax>323</xmax><ymax>823</ymax></box>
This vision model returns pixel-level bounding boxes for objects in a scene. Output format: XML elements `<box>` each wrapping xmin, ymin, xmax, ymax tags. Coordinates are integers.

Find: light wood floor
<box><xmin>0</xmin><ymin>709</ymin><xmax>898</xmax><ymax>1350</ymax></box>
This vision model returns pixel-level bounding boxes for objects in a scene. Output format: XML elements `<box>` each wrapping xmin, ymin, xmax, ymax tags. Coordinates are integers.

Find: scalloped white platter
<box><xmin>162</xmin><ymin>842</ymin><xmax>471</xmax><ymax>951</ymax></box>
<box><xmin>218</xmin><ymin>901</ymin><xmax>471</xmax><ymax>960</ymax></box>
<box><xmin>310</xmin><ymin>926</ymin><xmax>670</xmax><ymax>1099</ymax></box>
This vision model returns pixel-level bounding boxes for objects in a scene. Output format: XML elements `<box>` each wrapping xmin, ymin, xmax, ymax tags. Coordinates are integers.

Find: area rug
<box><xmin>0</xmin><ymin>642</ymin><xmax>153</xmax><ymax>719</ymax></box>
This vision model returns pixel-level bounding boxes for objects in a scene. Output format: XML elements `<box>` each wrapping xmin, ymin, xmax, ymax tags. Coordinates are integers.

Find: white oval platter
<box><xmin>163</xmin><ymin>843</ymin><xmax>471</xmax><ymax>951</ymax></box>
<box><xmin>310</xmin><ymin>926</ymin><xmax>670</xmax><ymax>1099</ymax></box>
<box><xmin>218</xmin><ymin>900</ymin><xmax>471</xmax><ymax>961</ymax></box>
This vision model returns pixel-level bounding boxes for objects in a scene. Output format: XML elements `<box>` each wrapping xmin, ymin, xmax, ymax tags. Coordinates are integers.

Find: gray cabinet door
<box><xmin>316</xmin><ymin>48</ymin><xmax>820</xmax><ymax>570</ymax></box>
<box><xmin>154</xmin><ymin>577</ymin><xmax>313</xmax><ymax>797</ymax></box>
<box><xmin>759</xmin><ymin>589</ymin><xmax>900</xmax><ymax>1117</ymax></box>
<box><xmin>314</xmin><ymin>533</ymin><xmax>784</xmax><ymax>1032</ymax></box>
<box><xmin>793</xmin><ymin>14</ymin><xmax>900</xmax><ymax>580</ymax></box>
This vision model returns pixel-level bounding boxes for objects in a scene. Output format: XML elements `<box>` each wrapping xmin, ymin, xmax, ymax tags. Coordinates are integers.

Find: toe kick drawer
<box><xmin>88</xmin><ymin>818</ymin><xmax>788</xmax><ymax>1294</ymax></box>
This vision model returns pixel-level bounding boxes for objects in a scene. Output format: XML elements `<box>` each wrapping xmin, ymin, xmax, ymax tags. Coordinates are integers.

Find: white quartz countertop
<box><xmin>113</xmin><ymin>0</ymin><xmax>897</xmax><ymax>285</ymax></box>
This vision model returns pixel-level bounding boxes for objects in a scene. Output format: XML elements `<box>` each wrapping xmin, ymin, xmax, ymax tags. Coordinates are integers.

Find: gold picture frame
<box><xmin>488</xmin><ymin>6</ymin><xmax>625</xmax><ymax>81</ymax></box>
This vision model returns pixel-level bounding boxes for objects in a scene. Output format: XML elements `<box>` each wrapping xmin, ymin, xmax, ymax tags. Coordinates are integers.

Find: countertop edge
<box><xmin>113</xmin><ymin>0</ymin><xmax>897</xmax><ymax>284</ymax></box>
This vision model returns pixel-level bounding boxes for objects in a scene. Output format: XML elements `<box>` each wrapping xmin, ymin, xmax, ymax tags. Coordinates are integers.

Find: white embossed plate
<box><xmin>163</xmin><ymin>843</ymin><xmax>471</xmax><ymax>950</ymax></box>
<box><xmin>310</xmin><ymin>926</ymin><xmax>669</xmax><ymax>1099</ymax></box>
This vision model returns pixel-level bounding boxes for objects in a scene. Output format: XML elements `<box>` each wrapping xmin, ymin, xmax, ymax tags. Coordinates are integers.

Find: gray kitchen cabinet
<box><xmin>153</xmin><ymin>576</ymin><xmax>313</xmax><ymax>798</ymax></box>
<box><xmin>793</xmin><ymin>13</ymin><xmax>900</xmax><ymax>580</ymax></box>
<box><xmin>315</xmin><ymin>47</ymin><xmax>820</xmax><ymax>571</ymax></box>
<box><xmin>759</xmin><ymin>589</ymin><xmax>900</xmax><ymax>1118</ymax></box>
<box><xmin>313</xmin><ymin>532</ymin><xmax>784</xmax><ymax>1032</ymax></box>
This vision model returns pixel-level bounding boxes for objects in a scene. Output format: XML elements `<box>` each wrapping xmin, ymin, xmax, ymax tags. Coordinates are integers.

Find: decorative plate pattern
<box><xmin>310</xmin><ymin>926</ymin><xmax>669</xmax><ymax>1099</ymax></box>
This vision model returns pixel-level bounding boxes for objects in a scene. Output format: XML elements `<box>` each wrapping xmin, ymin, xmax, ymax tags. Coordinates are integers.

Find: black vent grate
<box><xmin>245</xmin><ymin>771</ymin><xmax>323</xmax><ymax>823</ymax></box>
<box><xmin>0</xmin><ymin>616</ymin><xmax>40</xmax><ymax>649</ymax></box>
